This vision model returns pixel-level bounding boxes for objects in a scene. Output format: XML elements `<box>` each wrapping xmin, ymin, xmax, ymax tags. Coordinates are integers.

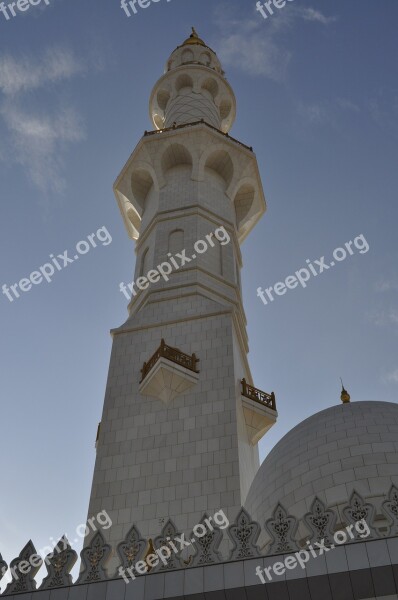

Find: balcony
<box><xmin>139</xmin><ymin>339</ymin><xmax>200</xmax><ymax>405</ymax></box>
<box><xmin>241</xmin><ymin>378</ymin><xmax>278</xmax><ymax>445</ymax></box>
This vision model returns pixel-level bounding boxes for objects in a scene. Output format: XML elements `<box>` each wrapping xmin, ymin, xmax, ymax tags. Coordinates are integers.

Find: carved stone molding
<box><xmin>4</xmin><ymin>540</ymin><xmax>42</xmax><ymax>595</ymax></box>
<box><xmin>39</xmin><ymin>537</ymin><xmax>78</xmax><ymax>589</ymax></box>
<box><xmin>304</xmin><ymin>497</ymin><xmax>337</xmax><ymax>548</ymax></box>
<box><xmin>265</xmin><ymin>504</ymin><xmax>299</xmax><ymax>554</ymax></box>
<box><xmin>227</xmin><ymin>507</ymin><xmax>262</xmax><ymax>560</ymax></box>
<box><xmin>77</xmin><ymin>532</ymin><xmax>111</xmax><ymax>583</ymax></box>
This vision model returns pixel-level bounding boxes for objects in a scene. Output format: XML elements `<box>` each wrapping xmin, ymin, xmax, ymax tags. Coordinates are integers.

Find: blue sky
<box><xmin>1</xmin><ymin>0</ymin><xmax>398</xmax><ymax>585</ymax></box>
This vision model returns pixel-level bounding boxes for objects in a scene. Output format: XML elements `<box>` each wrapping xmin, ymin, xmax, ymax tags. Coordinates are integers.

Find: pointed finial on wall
<box><xmin>340</xmin><ymin>378</ymin><xmax>351</xmax><ymax>403</ymax></box>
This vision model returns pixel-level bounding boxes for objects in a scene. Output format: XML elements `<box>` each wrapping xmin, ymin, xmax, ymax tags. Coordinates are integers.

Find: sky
<box><xmin>1</xmin><ymin>0</ymin><xmax>398</xmax><ymax>587</ymax></box>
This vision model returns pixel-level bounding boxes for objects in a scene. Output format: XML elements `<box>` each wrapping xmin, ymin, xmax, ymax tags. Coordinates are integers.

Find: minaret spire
<box><xmin>149</xmin><ymin>29</ymin><xmax>234</xmax><ymax>132</ymax></box>
<box><xmin>90</xmin><ymin>32</ymin><xmax>273</xmax><ymax>570</ymax></box>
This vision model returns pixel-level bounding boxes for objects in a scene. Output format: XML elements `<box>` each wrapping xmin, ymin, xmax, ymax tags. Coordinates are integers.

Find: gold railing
<box><xmin>140</xmin><ymin>339</ymin><xmax>200</xmax><ymax>383</ymax></box>
<box><xmin>241</xmin><ymin>378</ymin><xmax>276</xmax><ymax>411</ymax></box>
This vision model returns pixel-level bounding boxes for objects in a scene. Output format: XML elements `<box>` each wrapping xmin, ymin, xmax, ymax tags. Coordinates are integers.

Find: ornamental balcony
<box><xmin>241</xmin><ymin>378</ymin><xmax>277</xmax><ymax>445</ymax></box>
<box><xmin>139</xmin><ymin>339</ymin><xmax>200</xmax><ymax>405</ymax></box>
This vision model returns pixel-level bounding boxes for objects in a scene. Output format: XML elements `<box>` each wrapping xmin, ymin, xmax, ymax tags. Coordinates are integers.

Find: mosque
<box><xmin>1</xmin><ymin>28</ymin><xmax>398</xmax><ymax>600</ymax></box>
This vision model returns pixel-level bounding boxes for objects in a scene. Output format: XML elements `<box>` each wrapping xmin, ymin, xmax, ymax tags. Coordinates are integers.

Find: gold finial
<box><xmin>144</xmin><ymin>539</ymin><xmax>156</xmax><ymax>571</ymax></box>
<box><xmin>182</xmin><ymin>27</ymin><xmax>206</xmax><ymax>47</ymax></box>
<box><xmin>340</xmin><ymin>378</ymin><xmax>350</xmax><ymax>404</ymax></box>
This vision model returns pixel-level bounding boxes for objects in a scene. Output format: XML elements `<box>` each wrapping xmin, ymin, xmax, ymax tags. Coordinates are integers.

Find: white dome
<box><xmin>245</xmin><ymin>401</ymin><xmax>398</xmax><ymax>535</ymax></box>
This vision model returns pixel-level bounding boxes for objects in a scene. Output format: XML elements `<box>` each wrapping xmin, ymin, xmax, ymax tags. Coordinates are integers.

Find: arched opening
<box><xmin>131</xmin><ymin>169</ymin><xmax>154</xmax><ymax>215</ymax></box>
<box><xmin>202</xmin><ymin>78</ymin><xmax>218</xmax><ymax>100</ymax></box>
<box><xmin>204</xmin><ymin>150</ymin><xmax>234</xmax><ymax>188</ymax></box>
<box><xmin>157</xmin><ymin>89</ymin><xmax>170</xmax><ymax>111</ymax></box>
<box><xmin>220</xmin><ymin>98</ymin><xmax>232</xmax><ymax>120</ymax></box>
<box><xmin>175</xmin><ymin>74</ymin><xmax>193</xmax><ymax>93</ymax></box>
<box><xmin>200</xmin><ymin>52</ymin><xmax>212</xmax><ymax>67</ymax></box>
<box><xmin>181</xmin><ymin>49</ymin><xmax>194</xmax><ymax>64</ymax></box>
<box><xmin>161</xmin><ymin>144</ymin><xmax>193</xmax><ymax>175</ymax></box>
<box><xmin>234</xmin><ymin>184</ymin><xmax>255</xmax><ymax>230</ymax></box>
<box><xmin>153</xmin><ymin>114</ymin><xmax>164</xmax><ymax>130</ymax></box>
<box><xmin>126</xmin><ymin>207</ymin><xmax>140</xmax><ymax>236</ymax></box>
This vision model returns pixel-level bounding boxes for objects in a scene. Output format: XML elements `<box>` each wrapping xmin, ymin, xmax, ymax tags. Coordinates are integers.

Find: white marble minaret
<box><xmin>87</xmin><ymin>28</ymin><xmax>277</xmax><ymax>550</ymax></box>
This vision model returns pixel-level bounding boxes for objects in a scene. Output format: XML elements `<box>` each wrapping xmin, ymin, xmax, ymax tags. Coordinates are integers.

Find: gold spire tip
<box><xmin>182</xmin><ymin>27</ymin><xmax>206</xmax><ymax>47</ymax></box>
<box><xmin>340</xmin><ymin>378</ymin><xmax>351</xmax><ymax>404</ymax></box>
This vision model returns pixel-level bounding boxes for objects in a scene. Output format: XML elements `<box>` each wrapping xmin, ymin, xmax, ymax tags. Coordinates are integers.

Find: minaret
<box><xmin>87</xmin><ymin>29</ymin><xmax>277</xmax><ymax>553</ymax></box>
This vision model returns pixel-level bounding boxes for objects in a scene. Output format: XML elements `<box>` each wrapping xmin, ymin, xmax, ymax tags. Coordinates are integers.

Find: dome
<box><xmin>165</xmin><ymin>29</ymin><xmax>224</xmax><ymax>76</ymax></box>
<box><xmin>245</xmin><ymin>401</ymin><xmax>398</xmax><ymax>538</ymax></box>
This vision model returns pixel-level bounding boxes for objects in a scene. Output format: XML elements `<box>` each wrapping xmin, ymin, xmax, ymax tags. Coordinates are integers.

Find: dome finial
<box><xmin>182</xmin><ymin>27</ymin><xmax>207</xmax><ymax>47</ymax></box>
<box><xmin>340</xmin><ymin>377</ymin><xmax>351</xmax><ymax>404</ymax></box>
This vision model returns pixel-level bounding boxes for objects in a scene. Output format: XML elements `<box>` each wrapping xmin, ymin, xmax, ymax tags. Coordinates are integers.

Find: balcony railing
<box><xmin>241</xmin><ymin>378</ymin><xmax>276</xmax><ymax>411</ymax></box>
<box><xmin>140</xmin><ymin>339</ymin><xmax>200</xmax><ymax>383</ymax></box>
<box><xmin>143</xmin><ymin>120</ymin><xmax>254</xmax><ymax>152</ymax></box>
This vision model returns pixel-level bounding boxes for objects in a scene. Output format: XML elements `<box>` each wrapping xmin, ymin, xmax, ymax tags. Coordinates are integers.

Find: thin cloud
<box><xmin>367</xmin><ymin>93</ymin><xmax>398</xmax><ymax>138</ymax></box>
<box><xmin>299</xmin><ymin>8</ymin><xmax>337</xmax><ymax>25</ymax></box>
<box><xmin>298</xmin><ymin>103</ymin><xmax>330</xmax><ymax>124</ymax></box>
<box><xmin>2</xmin><ymin>104</ymin><xmax>85</xmax><ymax>194</ymax></box>
<box><xmin>213</xmin><ymin>5</ymin><xmax>337</xmax><ymax>80</ymax></box>
<box><xmin>0</xmin><ymin>48</ymin><xmax>83</xmax><ymax>96</ymax></box>
<box><xmin>383</xmin><ymin>368</ymin><xmax>398</xmax><ymax>385</ymax></box>
<box><xmin>337</xmin><ymin>98</ymin><xmax>360</xmax><ymax>112</ymax></box>
<box><xmin>375</xmin><ymin>279</ymin><xmax>398</xmax><ymax>293</ymax></box>
<box><xmin>297</xmin><ymin>97</ymin><xmax>362</xmax><ymax>126</ymax></box>
<box><xmin>368</xmin><ymin>308</ymin><xmax>398</xmax><ymax>327</ymax></box>
<box><xmin>216</xmin><ymin>23</ymin><xmax>291</xmax><ymax>81</ymax></box>
<box><xmin>0</xmin><ymin>47</ymin><xmax>87</xmax><ymax>196</ymax></box>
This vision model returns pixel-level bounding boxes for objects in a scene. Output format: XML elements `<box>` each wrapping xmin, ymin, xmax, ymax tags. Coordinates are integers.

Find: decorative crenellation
<box><xmin>4</xmin><ymin>540</ymin><xmax>42</xmax><ymax>595</ymax></box>
<box><xmin>303</xmin><ymin>497</ymin><xmax>337</xmax><ymax>548</ymax></box>
<box><xmin>116</xmin><ymin>525</ymin><xmax>147</xmax><ymax>575</ymax></box>
<box><xmin>39</xmin><ymin>537</ymin><xmax>77</xmax><ymax>590</ymax></box>
<box><xmin>188</xmin><ymin>513</ymin><xmax>223</xmax><ymax>567</ymax></box>
<box><xmin>227</xmin><ymin>507</ymin><xmax>262</xmax><ymax>560</ymax></box>
<box><xmin>76</xmin><ymin>531</ymin><xmax>111</xmax><ymax>584</ymax></box>
<box><xmin>0</xmin><ymin>554</ymin><xmax>7</xmax><ymax>584</ymax></box>
<box><xmin>1</xmin><ymin>491</ymin><xmax>398</xmax><ymax>595</ymax></box>
<box><xmin>382</xmin><ymin>484</ymin><xmax>398</xmax><ymax>536</ymax></box>
<box><xmin>152</xmin><ymin>519</ymin><xmax>183</xmax><ymax>572</ymax></box>
<box><xmin>265</xmin><ymin>503</ymin><xmax>300</xmax><ymax>554</ymax></box>
<box><xmin>343</xmin><ymin>490</ymin><xmax>378</xmax><ymax>541</ymax></box>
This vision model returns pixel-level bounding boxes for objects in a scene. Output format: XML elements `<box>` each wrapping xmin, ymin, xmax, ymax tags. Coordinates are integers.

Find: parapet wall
<box><xmin>1</xmin><ymin>487</ymin><xmax>398</xmax><ymax>598</ymax></box>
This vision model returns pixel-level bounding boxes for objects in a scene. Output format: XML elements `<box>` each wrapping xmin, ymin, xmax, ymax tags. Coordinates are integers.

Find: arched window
<box><xmin>168</xmin><ymin>229</ymin><xmax>184</xmax><ymax>255</ymax></box>
<box><xmin>140</xmin><ymin>247</ymin><xmax>150</xmax><ymax>277</ymax></box>
<box><xmin>205</xmin><ymin>237</ymin><xmax>223</xmax><ymax>277</ymax></box>
<box><xmin>218</xmin><ymin>240</ymin><xmax>224</xmax><ymax>277</ymax></box>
